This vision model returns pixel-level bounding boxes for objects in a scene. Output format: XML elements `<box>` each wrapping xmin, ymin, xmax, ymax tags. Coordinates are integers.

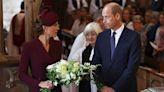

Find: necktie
<box><xmin>110</xmin><ymin>32</ymin><xmax>116</xmax><ymax>58</ymax></box>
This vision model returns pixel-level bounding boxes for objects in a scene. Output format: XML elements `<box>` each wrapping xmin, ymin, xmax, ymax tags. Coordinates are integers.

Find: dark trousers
<box><xmin>79</xmin><ymin>79</ymin><xmax>91</xmax><ymax>92</ymax></box>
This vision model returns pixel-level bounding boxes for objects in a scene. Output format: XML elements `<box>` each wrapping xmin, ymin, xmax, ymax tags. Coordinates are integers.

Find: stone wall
<box><xmin>3</xmin><ymin>0</ymin><xmax>23</xmax><ymax>31</ymax></box>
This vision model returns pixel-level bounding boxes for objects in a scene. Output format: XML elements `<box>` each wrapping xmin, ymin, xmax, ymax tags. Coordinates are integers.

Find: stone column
<box><xmin>0</xmin><ymin>0</ymin><xmax>4</xmax><ymax>54</ymax></box>
<box><xmin>25</xmin><ymin>0</ymin><xmax>33</xmax><ymax>42</ymax></box>
<box><xmin>25</xmin><ymin>0</ymin><xmax>42</xmax><ymax>42</ymax></box>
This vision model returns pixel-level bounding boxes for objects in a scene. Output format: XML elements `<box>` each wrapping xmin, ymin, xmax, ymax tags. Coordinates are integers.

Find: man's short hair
<box><xmin>105</xmin><ymin>2</ymin><xmax>123</xmax><ymax>16</ymax></box>
<box><xmin>132</xmin><ymin>15</ymin><xmax>144</xmax><ymax>24</ymax></box>
<box><xmin>20</xmin><ymin>1</ymin><xmax>24</xmax><ymax>10</ymax></box>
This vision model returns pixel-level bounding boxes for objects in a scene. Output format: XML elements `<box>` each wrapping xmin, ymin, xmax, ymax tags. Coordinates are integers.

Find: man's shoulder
<box><xmin>99</xmin><ymin>29</ymin><xmax>110</xmax><ymax>36</ymax></box>
<box><xmin>96</xmin><ymin>30</ymin><xmax>109</xmax><ymax>41</ymax></box>
<box><xmin>124</xmin><ymin>27</ymin><xmax>139</xmax><ymax>37</ymax></box>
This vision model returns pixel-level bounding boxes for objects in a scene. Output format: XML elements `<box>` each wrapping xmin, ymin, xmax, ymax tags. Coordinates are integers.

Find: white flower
<box><xmin>46</xmin><ymin>63</ymin><xmax>56</xmax><ymax>70</ymax></box>
<box><xmin>60</xmin><ymin>59</ymin><xmax>68</xmax><ymax>64</ymax></box>
<box><xmin>53</xmin><ymin>81</ymin><xmax>58</xmax><ymax>86</ymax></box>
<box><xmin>70</xmin><ymin>73</ymin><xmax>76</xmax><ymax>79</ymax></box>
<box><xmin>45</xmin><ymin>60</ymin><xmax>100</xmax><ymax>86</ymax></box>
<box><xmin>84</xmin><ymin>62</ymin><xmax>90</xmax><ymax>66</ymax></box>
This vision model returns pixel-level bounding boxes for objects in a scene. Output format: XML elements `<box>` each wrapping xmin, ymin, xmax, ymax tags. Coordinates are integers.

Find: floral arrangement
<box><xmin>141</xmin><ymin>88</ymin><xmax>154</xmax><ymax>92</ymax></box>
<box><xmin>141</xmin><ymin>87</ymin><xmax>164</xmax><ymax>92</ymax></box>
<box><xmin>40</xmin><ymin>59</ymin><xmax>100</xmax><ymax>92</ymax></box>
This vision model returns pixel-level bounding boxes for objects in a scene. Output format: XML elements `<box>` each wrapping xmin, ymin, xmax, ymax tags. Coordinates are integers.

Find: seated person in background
<box><xmin>68</xmin><ymin>11</ymin><xmax>104</xmax><ymax>60</ymax></box>
<box><xmin>89</xmin><ymin>0</ymin><xmax>103</xmax><ymax>15</ymax></box>
<box><xmin>132</xmin><ymin>15</ymin><xmax>147</xmax><ymax>64</ymax></box>
<box><xmin>145</xmin><ymin>11</ymin><xmax>163</xmax><ymax>58</ymax></box>
<box><xmin>122</xmin><ymin>7</ymin><xmax>133</xmax><ymax>30</ymax></box>
<box><xmin>63</xmin><ymin>8</ymin><xmax>92</xmax><ymax>37</ymax></box>
<box><xmin>19</xmin><ymin>8</ymin><xmax>63</xmax><ymax>92</ymax></box>
<box><xmin>152</xmin><ymin>26</ymin><xmax>164</xmax><ymax>61</ymax></box>
<box><xmin>67</xmin><ymin>0</ymin><xmax>88</xmax><ymax>14</ymax></box>
<box><xmin>61</xmin><ymin>8</ymin><xmax>92</xmax><ymax>58</ymax></box>
<box><xmin>69</xmin><ymin>22</ymin><xmax>102</xmax><ymax>92</ymax></box>
<box><xmin>6</xmin><ymin>1</ymin><xmax>25</xmax><ymax>56</ymax></box>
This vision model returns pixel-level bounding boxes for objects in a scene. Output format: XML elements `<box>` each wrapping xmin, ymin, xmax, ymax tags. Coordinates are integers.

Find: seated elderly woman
<box><xmin>69</xmin><ymin>22</ymin><xmax>102</xmax><ymax>92</ymax></box>
<box><xmin>152</xmin><ymin>26</ymin><xmax>164</xmax><ymax>61</ymax></box>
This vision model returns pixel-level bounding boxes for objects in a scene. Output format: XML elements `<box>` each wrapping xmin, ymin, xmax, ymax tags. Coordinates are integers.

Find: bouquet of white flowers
<box><xmin>40</xmin><ymin>59</ymin><xmax>100</xmax><ymax>92</ymax></box>
<box><xmin>141</xmin><ymin>87</ymin><xmax>164</xmax><ymax>92</ymax></box>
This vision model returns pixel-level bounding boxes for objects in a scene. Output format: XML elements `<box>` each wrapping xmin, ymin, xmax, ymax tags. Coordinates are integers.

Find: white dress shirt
<box><xmin>111</xmin><ymin>24</ymin><xmax>125</xmax><ymax>47</ymax></box>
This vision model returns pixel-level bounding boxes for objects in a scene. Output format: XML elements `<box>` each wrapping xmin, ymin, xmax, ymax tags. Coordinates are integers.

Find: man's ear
<box><xmin>115</xmin><ymin>13</ymin><xmax>121</xmax><ymax>20</ymax></box>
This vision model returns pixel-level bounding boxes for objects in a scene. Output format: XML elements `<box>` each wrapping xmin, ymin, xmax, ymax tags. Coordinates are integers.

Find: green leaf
<box><xmin>40</xmin><ymin>88</ymin><xmax>51</xmax><ymax>92</ymax></box>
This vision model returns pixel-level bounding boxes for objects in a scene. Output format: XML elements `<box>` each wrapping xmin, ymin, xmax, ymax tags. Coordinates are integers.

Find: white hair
<box><xmin>83</xmin><ymin>22</ymin><xmax>102</xmax><ymax>36</ymax></box>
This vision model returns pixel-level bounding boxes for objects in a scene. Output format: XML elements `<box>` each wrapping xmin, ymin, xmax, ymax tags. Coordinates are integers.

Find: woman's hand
<box><xmin>156</xmin><ymin>47</ymin><xmax>164</xmax><ymax>52</ymax></box>
<box><xmin>38</xmin><ymin>80</ymin><xmax>54</xmax><ymax>89</ymax></box>
<box><xmin>101</xmin><ymin>86</ymin><xmax>115</xmax><ymax>92</ymax></box>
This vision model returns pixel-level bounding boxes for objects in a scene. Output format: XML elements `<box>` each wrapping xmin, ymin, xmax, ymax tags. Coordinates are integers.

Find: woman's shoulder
<box><xmin>96</xmin><ymin>29</ymin><xmax>110</xmax><ymax>40</ymax></box>
<box><xmin>50</xmin><ymin>38</ymin><xmax>62</xmax><ymax>46</ymax></box>
<box><xmin>22</xmin><ymin>38</ymin><xmax>39</xmax><ymax>49</ymax></box>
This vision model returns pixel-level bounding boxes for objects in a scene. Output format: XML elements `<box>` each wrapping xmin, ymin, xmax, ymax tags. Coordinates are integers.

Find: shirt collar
<box><xmin>111</xmin><ymin>24</ymin><xmax>125</xmax><ymax>36</ymax></box>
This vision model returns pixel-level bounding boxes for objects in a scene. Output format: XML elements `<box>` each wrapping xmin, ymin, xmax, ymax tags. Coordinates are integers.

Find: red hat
<box><xmin>40</xmin><ymin>8</ymin><xmax>58</xmax><ymax>26</ymax></box>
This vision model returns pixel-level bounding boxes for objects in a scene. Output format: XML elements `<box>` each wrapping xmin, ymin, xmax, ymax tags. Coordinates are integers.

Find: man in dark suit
<box><xmin>92</xmin><ymin>2</ymin><xmax>141</xmax><ymax>92</ymax></box>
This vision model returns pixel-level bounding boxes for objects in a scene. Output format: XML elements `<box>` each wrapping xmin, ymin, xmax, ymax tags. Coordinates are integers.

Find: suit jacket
<box><xmin>92</xmin><ymin>27</ymin><xmax>141</xmax><ymax>92</ymax></box>
<box><xmin>19</xmin><ymin>38</ymin><xmax>62</xmax><ymax>92</ymax></box>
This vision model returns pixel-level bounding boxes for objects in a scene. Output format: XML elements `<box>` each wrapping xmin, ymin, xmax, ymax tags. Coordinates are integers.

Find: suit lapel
<box><xmin>103</xmin><ymin>30</ymin><xmax>112</xmax><ymax>66</ymax></box>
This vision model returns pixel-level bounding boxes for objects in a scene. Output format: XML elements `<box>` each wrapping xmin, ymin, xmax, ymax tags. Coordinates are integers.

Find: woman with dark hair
<box><xmin>19</xmin><ymin>8</ymin><xmax>62</xmax><ymax>92</ymax></box>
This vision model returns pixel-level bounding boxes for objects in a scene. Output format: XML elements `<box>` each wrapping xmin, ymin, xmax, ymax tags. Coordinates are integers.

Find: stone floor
<box><xmin>0</xmin><ymin>67</ymin><xmax>28</xmax><ymax>92</ymax></box>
